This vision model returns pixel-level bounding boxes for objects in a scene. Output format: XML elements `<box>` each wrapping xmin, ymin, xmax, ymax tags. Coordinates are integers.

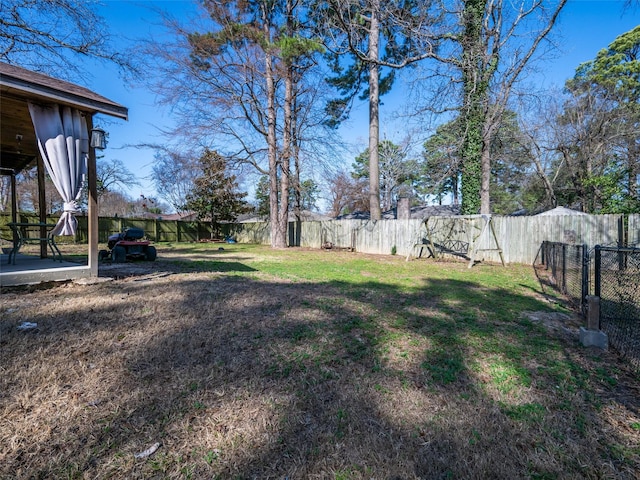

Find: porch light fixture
<box><xmin>90</xmin><ymin>128</ymin><xmax>107</xmax><ymax>150</ymax></box>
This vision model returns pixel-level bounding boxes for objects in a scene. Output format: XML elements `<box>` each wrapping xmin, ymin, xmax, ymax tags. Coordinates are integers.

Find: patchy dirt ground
<box><xmin>523</xmin><ymin>310</ymin><xmax>583</xmax><ymax>339</ymax></box>
<box><xmin>96</xmin><ymin>262</ymin><xmax>176</xmax><ymax>282</ymax></box>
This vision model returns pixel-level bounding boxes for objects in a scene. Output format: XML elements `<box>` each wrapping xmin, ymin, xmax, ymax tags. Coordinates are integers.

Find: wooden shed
<box><xmin>0</xmin><ymin>62</ymin><xmax>128</xmax><ymax>286</ymax></box>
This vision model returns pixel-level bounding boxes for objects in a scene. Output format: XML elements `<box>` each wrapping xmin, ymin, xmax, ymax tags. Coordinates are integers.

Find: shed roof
<box><xmin>535</xmin><ymin>206</ymin><xmax>587</xmax><ymax>216</ymax></box>
<box><xmin>336</xmin><ymin>204</ymin><xmax>461</xmax><ymax>220</ymax></box>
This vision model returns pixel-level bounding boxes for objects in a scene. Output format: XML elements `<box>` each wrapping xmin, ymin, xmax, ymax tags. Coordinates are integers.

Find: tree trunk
<box><xmin>459</xmin><ymin>0</ymin><xmax>484</xmax><ymax>215</ymax></box>
<box><xmin>279</xmin><ymin>57</ymin><xmax>293</xmax><ymax>247</ymax></box>
<box><xmin>480</xmin><ymin>119</ymin><xmax>500</xmax><ymax>214</ymax></box>
<box><xmin>292</xmin><ymin>109</ymin><xmax>302</xmax><ymax>223</ymax></box>
<box><xmin>531</xmin><ymin>143</ymin><xmax>557</xmax><ymax>208</ymax></box>
<box><xmin>368</xmin><ymin>2</ymin><xmax>381</xmax><ymax>221</ymax></box>
<box><xmin>291</xmin><ymin>73</ymin><xmax>301</xmax><ymax>222</ymax></box>
<box><xmin>628</xmin><ymin>137</ymin><xmax>639</xmax><ymax>202</ymax></box>
<box><xmin>288</xmin><ymin>0</ymin><xmax>302</xmax><ymax>226</ymax></box>
<box><xmin>480</xmin><ymin>143</ymin><xmax>491</xmax><ymax>214</ymax></box>
<box><xmin>263</xmin><ymin>10</ymin><xmax>285</xmax><ymax>248</ymax></box>
<box><xmin>459</xmin><ymin>0</ymin><xmax>567</xmax><ymax>215</ymax></box>
<box><xmin>453</xmin><ymin>170</ymin><xmax>459</xmax><ymax>205</ymax></box>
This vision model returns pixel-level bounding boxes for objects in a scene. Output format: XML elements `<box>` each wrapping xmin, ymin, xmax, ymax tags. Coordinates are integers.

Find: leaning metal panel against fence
<box><xmin>594</xmin><ymin>246</ymin><xmax>640</xmax><ymax>369</ymax></box>
<box><xmin>539</xmin><ymin>241</ymin><xmax>588</xmax><ymax>311</ymax></box>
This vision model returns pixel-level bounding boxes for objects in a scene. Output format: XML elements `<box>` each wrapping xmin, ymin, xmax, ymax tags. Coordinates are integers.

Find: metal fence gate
<box><xmin>594</xmin><ymin>246</ymin><xmax>640</xmax><ymax>369</ymax></box>
<box><xmin>539</xmin><ymin>242</ymin><xmax>589</xmax><ymax>314</ymax></box>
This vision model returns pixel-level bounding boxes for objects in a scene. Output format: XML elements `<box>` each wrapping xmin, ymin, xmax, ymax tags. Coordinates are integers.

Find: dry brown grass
<box><xmin>1</xmin><ymin>244</ymin><xmax>639</xmax><ymax>479</ymax></box>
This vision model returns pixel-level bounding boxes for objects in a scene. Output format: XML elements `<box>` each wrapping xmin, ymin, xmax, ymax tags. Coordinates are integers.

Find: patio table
<box><xmin>6</xmin><ymin>222</ymin><xmax>62</xmax><ymax>265</ymax></box>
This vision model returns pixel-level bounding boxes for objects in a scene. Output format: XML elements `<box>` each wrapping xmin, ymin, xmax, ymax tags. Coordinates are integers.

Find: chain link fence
<box><xmin>538</xmin><ymin>241</ymin><xmax>640</xmax><ymax>370</ymax></box>
<box><xmin>539</xmin><ymin>241</ymin><xmax>589</xmax><ymax>313</ymax></box>
<box><xmin>594</xmin><ymin>246</ymin><xmax>640</xmax><ymax>369</ymax></box>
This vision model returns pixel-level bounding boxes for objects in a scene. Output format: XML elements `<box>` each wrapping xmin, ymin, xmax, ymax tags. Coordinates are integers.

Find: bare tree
<box><xmin>96</xmin><ymin>159</ymin><xmax>140</xmax><ymax>197</ymax></box>
<box><xmin>98</xmin><ymin>190</ymin><xmax>134</xmax><ymax>218</ymax></box>
<box><xmin>12</xmin><ymin>167</ymin><xmax>61</xmax><ymax>214</ymax></box>
<box><xmin>0</xmin><ymin>0</ymin><xmax>135</xmax><ymax>80</ymax></box>
<box><xmin>456</xmin><ymin>0</ymin><xmax>568</xmax><ymax>214</ymax></box>
<box><xmin>515</xmin><ymin>96</ymin><xmax>561</xmax><ymax>210</ymax></box>
<box><xmin>408</xmin><ymin>0</ymin><xmax>567</xmax><ymax>214</ymax></box>
<box><xmin>553</xmin><ymin>84</ymin><xmax>635</xmax><ymax>212</ymax></box>
<box><xmin>515</xmin><ymin>79</ymin><xmax>637</xmax><ymax>214</ymax></box>
<box><xmin>151</xmin><ymin>150</ymin><xmax>199</xmax><ymax>214</ymax></box>
<box><xmin>327</xmin><ymin>170</ymin><xmax>369</xmax><ymax>217</ymax></box>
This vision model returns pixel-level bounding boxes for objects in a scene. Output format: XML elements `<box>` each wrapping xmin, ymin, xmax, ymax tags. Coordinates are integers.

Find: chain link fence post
<box><xmin>594</xmin><ymin>245</ymin><xmax>601</xmax><ymax>298</ymax></box>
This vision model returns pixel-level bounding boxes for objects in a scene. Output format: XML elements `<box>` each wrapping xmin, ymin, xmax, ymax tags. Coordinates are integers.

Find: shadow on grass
<box><xmin>174</xmin><ymin>259</ymin><xmax>258</xmax><ymax>273</ymax></box>
<box><xmin>96</xmin><ymin>252</ymin><xmax>258</xmax><ymax>279</ymax></box>
<box><xmin>1</xmin><ymin>268</ymin><xmax>638</xmax><ymax>478</ymax></box>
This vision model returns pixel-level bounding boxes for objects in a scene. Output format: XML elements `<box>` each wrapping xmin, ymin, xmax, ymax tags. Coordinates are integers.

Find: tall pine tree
<box><xmin>315</xmin><ymin>0</ymin><xmax>442</xmax><ymax>219</ymax></box>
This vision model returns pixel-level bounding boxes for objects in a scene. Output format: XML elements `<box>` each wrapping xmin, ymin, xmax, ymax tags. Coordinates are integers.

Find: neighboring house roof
<box><xmin>336</xmin><ymin>204</ymin><xmax>461</xmax><ymax>220</ymax></box>
<box><xmin>408</xmin><ymin>204</ymin><xmax>462</xmax><ymax>219</ymax></box>
<box><xmin>536</xmin><ymin>206</ymin><xmax>588</xmax><ymax>216</ymax></box>
<box><xmin>157</xmin><ymin>212</ymin><xmax>199</xmax><ymax>221</ymax></box>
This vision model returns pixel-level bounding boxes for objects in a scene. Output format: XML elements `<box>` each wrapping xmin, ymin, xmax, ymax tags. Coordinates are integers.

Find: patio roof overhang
<box><xmin>0</xmin><ymin>62</ymin><xmax>129</xmax><ymax>286</ymax></box>
<box><xmin>0</xmin><ymin>62</ymin><xmax>128</xmax><ymax>175</ymax></box>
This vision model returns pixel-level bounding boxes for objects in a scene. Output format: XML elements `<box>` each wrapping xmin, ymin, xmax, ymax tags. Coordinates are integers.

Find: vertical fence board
<box><xmin>629</xmin><ymin>215</ymin><xmax>640</xmax><ymax>245</ymax></box>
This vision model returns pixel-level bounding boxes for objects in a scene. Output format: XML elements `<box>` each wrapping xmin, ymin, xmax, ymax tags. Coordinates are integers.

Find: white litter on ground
<box><xmin>16</xmin><ymin>322</ymin><xmax>37</xmax><ymax>331</ymax></box>
<box><xmin>134</xmin><ymin>442</ymin><xmax>160</xmax><ymax>459</ymax></box>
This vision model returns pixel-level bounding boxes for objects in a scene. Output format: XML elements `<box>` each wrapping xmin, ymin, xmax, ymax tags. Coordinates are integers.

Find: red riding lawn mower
<box><xmin>99</xmin><ymin>227</ymin><xmax>157</xmax><ymax>263</ymax></box>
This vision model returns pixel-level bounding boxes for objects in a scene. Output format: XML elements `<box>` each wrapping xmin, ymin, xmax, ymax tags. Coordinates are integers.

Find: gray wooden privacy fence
<box><xmin>2</xmin><ymin>213</ymin><xmax>638</xmax><ymax>266</ymax></box>
<box><xmin>229</xmin><ymin>214</ymin><xmax>639</xmax><ymax>265</ymax></box>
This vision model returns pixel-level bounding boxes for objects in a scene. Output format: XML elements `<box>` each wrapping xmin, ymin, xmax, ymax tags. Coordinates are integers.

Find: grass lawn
<box><xmin>1</xmin><ymin>243</ymin><xmax>638</xmax><ymax>479</ymax></box>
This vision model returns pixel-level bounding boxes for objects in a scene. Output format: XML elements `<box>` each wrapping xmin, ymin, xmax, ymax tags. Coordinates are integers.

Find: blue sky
<box><xmin>89</xmin><ymin>0</ymin><xmax>639</xmax><ymax>210</ymax></box>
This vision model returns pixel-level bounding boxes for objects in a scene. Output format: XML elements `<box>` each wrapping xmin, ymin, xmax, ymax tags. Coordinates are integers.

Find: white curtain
<box><xmin>28</xmin><ymin>102</ymin><xmax>89</xmax><ymax>236</ymax></box>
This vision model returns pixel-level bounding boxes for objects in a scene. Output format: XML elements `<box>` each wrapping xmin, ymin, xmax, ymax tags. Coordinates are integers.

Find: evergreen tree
<box><xmin>256</xmin><ymin>175</ymin><xmax>320</xmax><ymax>216</ymax></box>
<box><xmin>136</xmin><ymin>0</ymin><xmax>331</xmax><ymax>246</ymax></box>
<box><xmin>255</xmin><ymin>176</ymin><xmax>271</xmax><ymax>218</ymax></box>
<box><xmin>562</xmin><ymin>25</ymin><xmax>640</xmax><ymax>212</ymax></box>
<box><xmin>183</xmin><ymin>150</ymin><xmax>249</xmax><ymax>239</ymax></box>
<box><xmin>420</xmin><ymin>112</ymin><xmax>533</xmax><ymax>213</ymax></box>
<box><xmin>420</xmin><ymin>120</ymin><xmax>463</xmax><ymax>205</ymax></box>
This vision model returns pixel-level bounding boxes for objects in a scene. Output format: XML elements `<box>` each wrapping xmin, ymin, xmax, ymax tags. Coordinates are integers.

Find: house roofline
<box><xmin>0</xmin><ymin>63</ymin><xmax>128</xmax><ymax>120</ymax></box>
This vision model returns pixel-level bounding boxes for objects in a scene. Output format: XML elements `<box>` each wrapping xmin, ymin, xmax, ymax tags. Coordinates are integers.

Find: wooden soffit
<box><xmin>0</xmin><ymin>62</ymin><xmax>129</xmax><ymax>175</ymax></box>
